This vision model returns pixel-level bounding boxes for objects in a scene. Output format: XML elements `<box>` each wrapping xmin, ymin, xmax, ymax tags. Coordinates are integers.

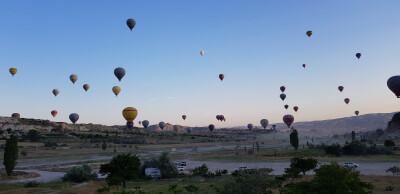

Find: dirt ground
<box><xmin>0</xmin><ymin>169</ymin><xmax>40</xmax><ymax>181</ymax></box>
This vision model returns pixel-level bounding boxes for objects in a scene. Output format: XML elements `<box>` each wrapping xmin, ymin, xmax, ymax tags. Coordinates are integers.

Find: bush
<box><xmin>62</xmin><ymin>164</ymin><xmax>97</xmax><ymax>183</ymax></box>
<box><xmin>384</xmin><ymin>140</ymin><xmax>395</xmax><ymax>147</ymax></box>
<box><xmin>97</xmin><ymin>186</ymin><xmax>110</xmax><ymax>193</ymax></box>
<box><xmin>283</xmin><ymin>167</ymin><xmax>302</xmax><ymax>179</ymax></box>
<box><xmin>26</xmin><ymin>130</ymin><xmax>41</xmax><ymax>142</ymax></box>
<box><xmin>24</xmin><ymin>181</ymin><xmax>39</xmax><ymax>188</ymax></box>
<box><xmin>44</xmin><ymin>141</ymin><xmax>58</xmax><ymax>147</ymax></box>
<box><xmin>192</xmin><ymin>164</ymin><xmax>209</xmax><ymax>177</ymax></box>
<box><xmin>323</xmin><ymin>144</ymin><xmax>342</xmax><ymax>156</ymax></box>
<box><xmin>184</xmin><ymin>185</ymin><xmax>199</xmax><ymax>192</ymax></box>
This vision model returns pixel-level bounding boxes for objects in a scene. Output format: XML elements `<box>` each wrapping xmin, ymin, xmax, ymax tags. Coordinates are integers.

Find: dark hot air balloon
<box><xmin>159</xmin><ymin>122</ymin><xmax>165</xmax><ymax>130</ymax></box>
<box><xmin>182</xmin><ymin>115</ymin><xmax>186</xmax><ymax>120</ymax></box>
<box><xmin>260</xmin><ymin>119</ymin><xmax>269</xmax><ymax>129</ymax></box>
<box><xmin>208</xmin><ymin>124</ymin><xmax>215</xmax><ymax>132</ymax></box>
<box><xmin>302</xmin><ymin>64</ymin><xmax>306</xmax><ymax>68</ymax></box>
<box><xmin>69</xmin><ymin>113</ymin><xmax>79</xmax><ymax>124</ymax></box>
<box><xmin>293</xmin><ymin>106</ymin><xmax>299</xmax><ymax>112</ymax></box>
<box><xmin>126</xmin><ymin>18</ymin><xmax>136</xmax><ymax>31</ymax></box>
<box><xmin>284</xmin><ymin>105</ymin><xmax>289</xmax><ymax>109</ymax></box>
<box><xmin>70</xmin><ymin>74</ymin><xmax>78</xmax><ymax>84</ymax></box>
<box><xmin>114</xmin><ymin>67</ymin><xmax>126</xmax><ymax>82</ymax></box>
<box><xmin>126</xmin><ymin>122</ymin><xmax>134</xmax><ymax>129</ymax></box>
<box><xmin>247</xmin><ymin>124</ymin><xmax>253</xmax><ymax>130</ymax></box>
<box><xmin>142</xmin><ymin>120</ymin><xmax>149</xmax><ymax>128</ymax></box>
<box><xmin>280</xmin><ymin>86</ymin><xmax>286</xmax><ymax>92</ymax></box>
<box><xmin>306</xmin><ymin>31</ymin><xmax>312</xmax><ymax>37</ymax></box>
<box><xmin>283</xmin><ymin>114</ymin><xmax>294</xmax><ymax>128</ymax></box>
<box><xmin>219</xmin><ymin>74</ymin><xmax>224</xmax><ymax>81</ymax></box>
<box><xmin>355</xmin><ymin>111</ymin><xmax>359</xmax><ymax>116</ymax></box>
<box><xmin>356</xmin><ymin>53</ymin><xmax>361</xmax><ymax>59</ymax></box>
<box><xmin>280</xmin><ymin>93</ymin><xmax>286</xmax><ymax>101</ymax></box>
<box><xmin>11</xmin><ymin>113</ymin><xmax>20</xmax><ymax>118</ymax></box>
<box><xmin>53</xmin><ymin>89</ymin><xmax>59</xmax><ymax>97</ymax></box>
<box><xmin>387</xmin><ymin>76</ymin><xmax>400</xmax><ymax>98</ymax></box>
<box><xmin>83</xmin><ymin>84</ymin><xmax>89</xmax><ymax>92</ymax></box>
<box><xmin>344</xmin><ymin>98</ymin><xmax>350</xmax><ymax>105</ymax></box>
<box><xmin>338</xmin><ymin>86</ymin><xmax>344</xmax><ymax>92</ymax></box>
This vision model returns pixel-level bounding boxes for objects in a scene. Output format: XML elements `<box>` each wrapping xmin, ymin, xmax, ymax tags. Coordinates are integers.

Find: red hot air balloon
<box><xmin>344</xmin><ymin>98</ymin><xmax>350</xmax><ymax>105</ymax></box>
<box><xmin>338</xmin><ymin>86</ymin><xmax>344</xmax><ymax>92</ymax></box>
<box><xmin>51</xmin><ymin>110</ymin><xmax>58</xmax><ymax>117</ymax></box>
<box><xmin>302</xmin><ymin>64</ymin><xmax>306</xmax><ymax>68</ymax></box>
<box><xmin>280</xmin><ymin>86</ymin><xmax>286</xmax><ymax>92</ymax></box>
<box><xmin>219</xmin><ymin>74</ymin><xmax>224</xmax><ymax>81</ymax></box>
<box><xmin>208</xmin><ymin>124</ymin><xmax>215</xmax><ymax>132</ymax></box>
<box><xmin>182</xmin><ymin>115</ymin><xmax>187</xmax><ymax>120</ymax></box>
<box><xmin>283</xmin><ymin>114</ymin><xmax>294</xmax><ymax>128</ymax></box>
<box><xmin>293</xmin><ymin>106</ymin><xmax>299</xmax><ymax>112</ymax></box>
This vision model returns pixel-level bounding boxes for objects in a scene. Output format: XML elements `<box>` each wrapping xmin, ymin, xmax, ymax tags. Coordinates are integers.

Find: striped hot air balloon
<box><xmin>122</xmin><ymin>107</ymin><xmax>138</xmax><ymax>122</ymax></box>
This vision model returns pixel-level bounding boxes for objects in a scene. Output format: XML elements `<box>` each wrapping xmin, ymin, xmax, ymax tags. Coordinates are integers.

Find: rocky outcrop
<box><xmin>386</xmin><ymin>112</ymin><xmax>400</xmax><ymax>133</ymax></box>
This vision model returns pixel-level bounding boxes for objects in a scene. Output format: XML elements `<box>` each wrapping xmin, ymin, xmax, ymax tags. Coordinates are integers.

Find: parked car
<box><xmin>341</xmin><ymin>162</ymin><xmax>359</xmax><ymax>167</ymax></box>
<box><xmin>234</xmin><ymin>166</ymin><xmax>248</xmax><ymax>171</ymax></box>
<box><xmin>177</xmin><ymin>166</ymin><xmax>185</xmax><ymax>171</ymax></box>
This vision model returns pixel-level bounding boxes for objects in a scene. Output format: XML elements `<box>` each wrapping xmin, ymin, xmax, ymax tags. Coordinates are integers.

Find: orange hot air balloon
<box><xmin>182</xmin><ymin>115</ymin><xmax>187</xmax><ymax>120</ymax></box>
<box><xmin>53</xmin><ymin>89</ymin><xmax>59</xmax><ymax>97</ymax></box>
<box><xmin>51</xmin><ymin>110</ymin><xmax>58</xmax><ymax>117</ymax></box>
<box><xmin>200</xmin><ymin>51</ymin><xmax>204</xmax><ymax>56</ymax></box>
<box><xmin>83</xmin><ymin>84</ymin><xmax>89</xmax><ymax>91</ymax></box>
<box><xmin>219</xmin><ymin>74</ymin><xmax>224</xmax><ymax>81</ymax></box>
<box><xmin>344</xmin><ymin>98</ymin><xmax>350</xmax><ymax>105</ymax></box>
<box><xmin>122</xmin><ymin>107</ymin><xmax>138</xmax><ymax>122</ymax></box>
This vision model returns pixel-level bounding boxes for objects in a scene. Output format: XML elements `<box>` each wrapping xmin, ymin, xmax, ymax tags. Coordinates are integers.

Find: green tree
<box><xmin>26</xmin><ymin>130</ymin><xmax>41</xmax><ymax>142</ymax></box>
<box><xmin>102</xmin><ymin>141</ymin><xmax>107</xmax><ymax>150</ymax></box>
<box><xmin>62</xmin><ymin>164</ymin><xmax>97</xmax><ymax>183</ymax></box>
<box><xmin>351</xmin><ymin>131</ymin><xmax>355</xmax><ymax>142</ymax></box>
<box><xmin>3</xmin><ymin>135</ymin><xmax>19</xmax><ymax>176</ymax></box>
<box><xmin>323</xmin><ymin>144</ymin><xmax>342</xmax><ymax>156</ymax></box>
<box><xmin>157</xmin><ymin>152</ymin><xmax>178</xmax><ymax>178</ymax></box>
<box><xmin>290</xmin><ymin>129</ymin><xmax>299</xmax><ymax>151</ymax></box>
<box><xmin>99</xmin><ymin>153</ymin><xmax>141</xmax><ymax>188</ymax></box>
<box><xmin>290</xmin><ymin>157</ymin><xmax>318</xmax><ymax>175</ymax></box>
<box><xmin>283</xmin><ymin>167</ymin><xmax>302</xmax><ymax>180</ymax></box>
<box><xmin>386</xmin><ymin>166</ymin><xmax>400</xmax><ymax>176</ymax></box>
<box><xmin>280</xmin><ymin>162</ymin><xmax>373</xmax><ymax>194</ymax></box>
<box><xmin>384</xmin><ymin>140</ymin><xmax>395</xmax><ymax>147</ymax></box>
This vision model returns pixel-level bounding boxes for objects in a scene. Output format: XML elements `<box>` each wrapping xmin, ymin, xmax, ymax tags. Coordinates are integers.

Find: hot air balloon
<box><xmin>112</xmin><ymin>86</ymin><xmax>121</xmax><ymax>96</ymax></box>
<box><xmin>126</xmin><ymin>122</ymin><xmax>134</xmax><ymax>129</ymax></box>
<box><xmin>220</xmin><ymin>115</ymin><xmax>225</xmax><ymax>121</ymax></box>
<box><xmin>283</xmin><ymin>114</ymin><xmax>294</xmax><ymax>128</ymax></box>
<box><xmin>70</xmin><ymin>74</ymin><xmax>78</xmax><ymax>84</ymax></box>
<box><xmin>11</xmin><ymin>113</ymin><xmax>20</xmax><ymax>118</ymax></box>
<box><xmin>186</xmin><ymin>127</ymin><xmax>192</xmax><ymax>133</ymax></box>
<box><xmin>182</xmin><ymin>115</ymin><xmax>187</xmax><ymax>120</ymax></box>
<box><xmin>306</xmin><ymin>31</ymin><xmax>312</xmax><ymax>37</ymax></box>
<box><xmin>51</xmin><ymin>110</ymin><xmax>58</xmax><ymax>117</ymax></box>
<box><xmin>69</xmin><ymin>113</ymin><xmax>79</xmax><ymax>124</ymax></box>
<box><xmin>138</xmin><ymin>121</ymin><xmax>142</xmax><ymax>125</ymax></box>
<box><xmin>260</xmin><ymin>119</ymin><xmax>269</xmax><ymax>129</ymax></box>
<box><xmin>83</xmin><ymin>84</ymin><xmax>89</xmax><ymax>92</ymax></box>
<box><xmin>114</xmin><ymin>67</ymin><xmax>126</xmax><ymax>82</ymax></box>
<box><xmin>302</xmin><ymin>64</ymin><xmax>306</xmax><ymax>68</ymax></box>
<box><xmin>284</xmin><ymin>105</ymin><xmax>289</xmax><ymax>109</ymax></box>
<box><xmin>338</xmin><ymin>86</ymin><xmax>344</xmax><ymax>92</ymax></box>
<box><xmin>280</xmin><ymin>93</ymin><xmax>286</xmax><ymax>101</ymax></box>
<box><xmin>126</xmin><ymin>18</ymin><xmax>136</xmax><ymax>31</ymax></box>
<box><xmin>293</xmin><ymin>106</ymin><xmax>299</xmax><ymax>112</ymax></box>
<box><xmin>200</xmin><ymin>51</ymin><xmax>204</xmax><ymax>56</ymax></box>
<box><xmin>208</xmin><ymin>124</ymin><xmax>215</xmax><ymax>132</ymax></box>
<box><xmin>387</xmin><ymin>76</ymin><xmax>400</xmax><ymax>98</ymax></box>
<box><xmin>159</xmin><ymin>121</ymin><xmax>165</xmax><ymax>130</ymax></box>
<box><xmin>142</xmin><ymin>120</ymin><xmax>149</xmax><ymax>128</ymax></box>
<box><xmin>344</xmin><ymin>98</ymin><xmax>350</xmax><ymax>105</ymax></box>
<box><xmin>247</xmin><ymin>124</ymin><xmax>253</xmax><ymax>130</ymax></box>
<box><xmin>219</xmin><ymin>74</ymin><xmax>224</xmax><ymax>81</ymax></box>
<box><xmin>280</xmin><ymin>86</ymin><xmax>286</xmax><ymax>92</ymax></box>
<box><xmin>223</xmin><ymin>118</ymin><xmax>226</xmax><ymax>122</ymax></box>
<box><xmin>216</xmin><ymin>115</ymin><xmax>220</xmax><ymax>121</ymax></box>
<box><xmin>356</xmin><ymin>53</ymin><xmax>361</xmax><ymax>59</ymax></box>
<box><xmin>355</xmin><ymin>111</ymin><xmax>359</xmax><ymax>116</ymax></box>
<box><xmin>173</xmin><ymin>125</ymin><xmax>179</xmax><ymax>132</ymax></box>
<box><xmin>122</xmin><ymin>107</ymin><xmax>138</xmax><ymax>123</ymax></box>
<box><xmin>9</xmin><ymin>68</ymin><xmax>17</xmax><ymax>76</ymax></box>
<box><xmin>53</xmin><ymin>89</ymin><xmax>59</xmax><ymax>97</ymax></box>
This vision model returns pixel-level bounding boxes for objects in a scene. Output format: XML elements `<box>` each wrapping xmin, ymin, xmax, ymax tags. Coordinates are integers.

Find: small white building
<box><xmin>145</xmin><ymin>168</ymin><xmax>161</xmax><ymax>178</ymax></box>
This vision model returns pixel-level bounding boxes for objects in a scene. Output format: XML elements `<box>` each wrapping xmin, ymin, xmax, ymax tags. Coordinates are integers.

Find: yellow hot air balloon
<box><xmin>70</xmin><ymin>74</ymin><xmax>78</xmax><ymax>84</ymax></box>
<box><xmin>9</xmin><ymin>68</ymin><xmax>17</xmax><ymax>76</ymax></box>
<box><xmin>112</xmin><ymin>86</ymin><xmax>121</xmax><ymax>96</ymax></box>
<box><xmin>53</xmin><ymin>89</ymin><xmax>59</xmax><ymax>97</ymax></box>
<box><xmin>123</xmin><ymin>107</ymin><xmax>138</xmax><ymax>122</ymax></box>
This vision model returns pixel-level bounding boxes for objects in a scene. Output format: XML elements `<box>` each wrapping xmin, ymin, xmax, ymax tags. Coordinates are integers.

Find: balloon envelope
<box><xmin>293</xmin><ymin>106</ymin><xmax>299</xmax><ymax>112</ymax></box>
<box><xmin>159</xmin><ymin>121</ymin><xmax>165</xmax><ymax>130</ymax></box>
<box><xmin>122</xmin><ymin>107</ymin><xmax>138</xmax><ymax>122</ymax></box>
<box><xmin>126</xmin><ymin>122</ymin><xmax>134</xmax><ymax>129</ymax></box>
<box><xmin>208</xmin><ymin>124</ymin><xmax>215</xmax><ymax>132</ymax></box>
<box><xmin>126</xmin><ymin>18</ymin><xmax>136</xmax><ymax>31</ymax></box>
<box><xmin>11</xmin><ymin>113</ymin><xmax>20</xmax><ymax>118</ymax></box>
<box><xmin>112</xmin><ymin>86</ymin><xmax>121</xmax><ymax>96</ymax></box>
<box><xmin>9</xmin><ymin>68</ymin><xmax>17</xmax><ymax>76</ymax></box>
<box><xmin>356</xmin><ymin>53</ymin><xmax>361</xmax><ymax>59</ymax></box>
<box><xmin>219</xmin><ymin>74</ymin><xmax>224</xmax><ymax>81</ymax></box>
<box><xmin>284</xmin><ymin>105</ymin><xmax>289</xmax><ymax>109</ymax></box>
<box><xmin>200</xmin><ymin>51</ymin><xmax>204</xmax><ymax>56</ymax></box>
<box><xmin>355</xmin><ymin>111</ymin><xmax>359</xmax><ymax>116</ymax></box>
<box><xmin>260</xmin><ymin>119</ymin><xmax>269</xmax><ymax>129</ymax></box>
<box><xmin>247</xmin><ymin>124</ymin><xmax>253</xmax><ymax>130</ymax></box>
<box><xmin>114</xmin><ymin>67</ymin><xmax>126</xmax><ymax>82</ymax></box>
<box><xmin>306</xmin><ymin>31</ymin><xmax>312</xmax><ymax>37</ymax></box>
<box><xmin>280</xmin><ymin>93</ymin><xmax>286</xmax><ymax>101</ymax></box>
<box><xmin>69</xmin><ymin>113</ymin><xmax>79</xmax><ymax>124</ymax></box>
<box><xmin>83</xmin><ymin>84</ymin><xmax>89</xmax><ymax>91</ymax></box>
<box><xmin>338</xmin><ymin>86</ymin><xmax>344</xmax><ymax>92</ymax></box>
<box><xmin>53</xmin><ymin>89</ymin><xmax>59</xmax><ymax>97</ymax></box>
<box><xmin>142</xmin><ymin>120</ymin><xmax>149</xmax><ymax>128</ymax></box>
<box><xmin>283</xmin><ymin>114</ymin><xmax>294</xmax><ymax>128</ymax></box>
<box><xmin>344</xmin><ymin>98</ymin><xmax>350</xmax><ymax>105</ymax></box>
<box><xmin>302</xmin><ymin>64</ymin><xmax>306</xmax><ymax>68</ymax></box>
<box><xmin>387</xmin><ymin>76</ymin><xmax>400</xmax><ymax>98</ymax></box>
<box><xmin>280</xmin><ymin>86</ymin><xmax>286</xmax><ymax>92</ymax></box>
<box><xmin>70</xmin><ymin>74</ymin><xmax>78</xmax><ymax>84</ymax></box>
<box><xmin>51</xmin><ymin>110</ymin><xmax>58</xmax><ymax>117</ymax></box>
<box><xmin>182</xmin><ymin>115</ymin><xmax>186</xmax><ymax>120</ymax></box>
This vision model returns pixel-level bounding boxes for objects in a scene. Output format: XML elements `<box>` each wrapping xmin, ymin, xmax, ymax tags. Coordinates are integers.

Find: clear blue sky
<box><xmin>1</xmin><ymin>0</ymin><xmax>400</xmax><ymax>128</ymax></box>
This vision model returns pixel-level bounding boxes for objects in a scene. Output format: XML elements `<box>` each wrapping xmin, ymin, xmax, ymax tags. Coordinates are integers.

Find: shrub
<box><xmin>26</xmin><ymin>130</ymin><xmax>41</xmax><ymax>142</ymax></box>
<box><xmin>44</xmin><ymin>141</ymin><xmax>58</xmax><ymax>147</ymax></box>
<box><xmin>184</xmin><ymin>185</ymin><xmax>199</xmax><ymax>192</ymax></box>
<box><xmin>323</xmin><ymin>144</ymin><xmax>342</xmax><ymax>156</ymax></box>
<box><xmin>386</xmin><ymin>166</ymin><xmax>400</xmax><ymax>176</ymax></box>
<box><xmin>96</xmin><ymin>186</ymin><xmax>110</xmax><ymax>193</ymax></box>
<box><xmin>24</xmin><ymin>181</ymin><xmax>39</xmax><ymax>188</ymax></box>
<box><xmin>62</xmin><ymin>164</ymin><xmax>97</xmax><ymax>183</ymax></box>
<box><xmin>384</xmin><ymin>140</ymin><xmax>395</xmax><ymax>147</ymax></box>
<box><xmin>192</xmin><ymin>164</ymin><xmax>209</xmax><ymax>177</ymax></box>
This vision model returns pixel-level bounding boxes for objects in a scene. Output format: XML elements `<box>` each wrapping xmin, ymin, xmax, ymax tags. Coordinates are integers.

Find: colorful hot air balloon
<box><xmin>387</xmin><ymin>76</ymin><xmax>400</xmax><ymax>98</ymax></box>
<box><xmin>338</xmin><ymin>86</ymin><xmax>344</xmax><ymax>92</ymax></box>
<box><xmin>142</xmin><ymin>120</ymin><xmax>149</xmax><ymax>128</ymax></box>
<box><xmin>69</xmin><ymin>113</ymin><xmax>79</xmax><ymax>124</ymax></box>
<box><xmin>208</xmin><ymin>124</ymin><xmax>215</xmax><ymax>132</ymax></box>
<box><xmin>344</xmin><ymin>98</ymin><xmax>350</xmax><ymax>105</ymax></box>
<box><xmin>139</xmin><ymin>121</ymin><xmax>142</xmax><ymax>125</ymax></box>
<box><xmin>11</xmin><ymin>113</ymin><xmax>20</xmax><ymax>118</ymax></box>
<box><xmin>126</xmin><ymin>122</ymin><xmax>134</xmax><ymax>129</ymax></box>
<box><xmin>220</xmin><ymin>115</ymin><xmax>225</xmax><ymax>121</ymax></box>
<box><xmin>302</xmin><ymin>64</ymin><xmax>306</xmax><ymax>68</ymax></box>
<box><xmin>70</xmin><ymin>74</ymin><xmax>78</xmax><ymax>84</ymax></box>
<box><xmin>112</xmin><ymin>86</ymin><xmax>121</xmax><ymax>96</ymax></box>
<box><xmin>260</xmin><ymin>119</ymin><xmax>269</xmax><ymax>129</ymax></box>
<box><xmin>280</xmin><ymin>93</ymin><xmax>286</xmax><ymax>101</ymax></box>
<box><xmin>9</xmin><ymin>68</ymin><xmax>17</xmax><ymax>76</ymax></box>
<box><xmin>182</xmin><ymin>115</ymin><xmax>187</xmax><ymax>120</ymax></box>
<box><xmin>284</xmin><ymin>105</ymin><xmax>289</xmax><ymax>109</ymax></box>
<box><xmin>356</xmin><ymin>53</ymin><xmax>361</xmax><ymax>59</ymax></box>
<box><xmin>200</xmin><ymin>51</ymin><xmax>204</xmax><ymax>56</ymax></box>
<box><xmin>83</xmin><ymin>84</ymin><xmax>89</xmax><ymax>92</ymax></box>
<box><xmin>219</xmin><ymin>74</ymin><xmax>224</xmax><ymax>81</ymax></box>
<box><xmin>126</xmin><ymin>18</ymin><xmax>136</xmax><ymax>31</ymax></box>
<box><xmin>293</xmin><ymin>106</ymin><xmax>299</xmax><ymax>112</ymax></box>
<box><xmin>173</xmin><ymin>125</ymin><xmax>179</xmax><ymax>132</ymax></box>
<box><xmin>122</xmin><ymin>107</ymin><xmax>138</xmax><ymax>123</ymax></box>
<box><xmin>159</xmin><ymin>121</ymin><xmax>165</xmax><ymax>130</ymax></box>
<box><xmin>355</xmin><ymin>111</ymin><xmax>359</xmax><ymax>116</ymax></box>
<box><xmin>283</xmin><ymin>114</ymin><xmax>294</xmax><ymax>128</ymax></box>
<box><xmin>306</xmin><ymin>31</ymin><xmax>312</xmax><ymax>37</ymax></box>
<box><xmin>247</xmin><ymin>124</ymin><xmax>253</xmax><ymax>130</ymax></box>
<box><xmin>51</xmin><ymin>110</ymin><xmax>58</xmax><ymax>117</ymax></box>
<box><xmin>280</xmin><ymin>86</ymin><xmax>286</xmax><ymax>92</ymax></box>
<box><xmin>53</xmin><ymin>89</ymin><xmax>59</xmax><ymax>97</ymax></box>
<box><xmin>114</xmin><ymin>67</ymin><xmax>126</xmax><ymax>82</ymax></box>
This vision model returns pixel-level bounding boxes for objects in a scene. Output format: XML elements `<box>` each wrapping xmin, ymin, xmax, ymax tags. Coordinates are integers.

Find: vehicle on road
<box><xmin>341</xmin><ymin>162</ymin><xmax>359</xmax><ymax>167</ymax></box>
<box><xmin>177</xmin><ymin>166</ymin><xmax>185</xmax><ymax>171</ymax></box>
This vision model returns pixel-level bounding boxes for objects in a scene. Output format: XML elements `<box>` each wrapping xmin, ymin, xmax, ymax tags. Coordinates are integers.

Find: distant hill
<box><xmin>237</xmin><ymin>112</ymin><xmax>396</xmax><ymax>134</ymax></box>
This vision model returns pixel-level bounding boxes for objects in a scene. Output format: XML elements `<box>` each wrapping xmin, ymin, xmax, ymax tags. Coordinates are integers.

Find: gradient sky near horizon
<box><xmin>1</xmin><ymin>0</ymin><xmax>400</xmax><ymax>128</ymax></box>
